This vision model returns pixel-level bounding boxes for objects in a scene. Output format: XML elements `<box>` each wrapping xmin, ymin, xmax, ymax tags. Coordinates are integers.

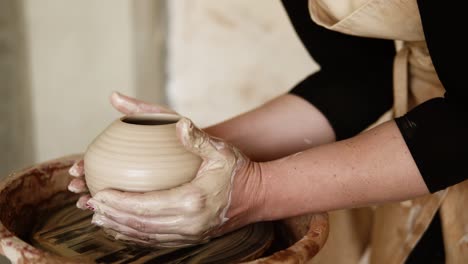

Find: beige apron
<box><xmin>306</xmin><ymin>0</ymin><xmax>468</xmax><ymax>263</ymax></box>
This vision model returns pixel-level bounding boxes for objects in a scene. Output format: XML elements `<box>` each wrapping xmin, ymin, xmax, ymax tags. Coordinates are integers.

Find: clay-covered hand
<box><xmin>67</xmin><ymin>91</ymin><xmax>176</xmax><ymax>209</ymax></box>
<box><xmin>86</xmin><ymin>118</ymin><xmax>262</xmax><ymax>247</ymax></box>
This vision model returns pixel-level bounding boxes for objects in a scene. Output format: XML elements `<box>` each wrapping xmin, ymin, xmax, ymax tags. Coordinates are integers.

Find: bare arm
<box><xmin>204</xmin><ymin>93</ymin><xmax>429</xmax><ymax>221</ymax></box>
<box><xmin>204</xmin><ymin>94</ymin><xmax>336</xmax><ymax>161</ymax></box>
<box><xmin>251</xmin><ymin>120</ymin><xmax>429</xmax><ymax>221</ymax></box>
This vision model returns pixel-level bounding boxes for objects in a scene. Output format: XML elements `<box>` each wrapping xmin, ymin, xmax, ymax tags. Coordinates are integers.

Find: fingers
<box><xmin>76</xmin><ymin>194</ymin><xmax>91</xmax><ymax>210</ymax></box>
<box><xmin>68</xmin><ymin>160</ymin><xmax>89</xmax><ymax>211</ymax></box>
<box><xmin>68</xmin><ymin>178</ymin><xmax>88</xmax><ymax>193</ymax></box>
<box><xmin>176</xmin><ymin>118</ymin><xmax>226</xmax><ymax>161</ymax></box>
<box><xmin>89</xmin><ymin>200</ymin><xmax>200</xmax><ymax>235</ymax></box>
<box><xmin>110</xmin><ymin>91</ymin><xmax>175</xmax><ymax>115</ymax></box>
<box><xmin>92</xmin><ymin>214</ymin><xmax>205</xmax><ymax>243</ymax></box>
<box><xmin>87</xmin><ymin>184</ymin><xmax>222</xmax><ymax>237</ymax></box>
<box><xmin>89</xmin><ymin>186</ymin><xmax>203</xmax><ymax>217</ymax></box>
<box><xmin>102</xmin><ymin>228</ymin><xmax>198</xmax><ymax>248</ymax></box>
<box><xmin>102</xmin><ymin>228</ymin><xmax>153</xmax><ymax>246</ymax></box>
<box><xmin>69</xmin><ymin>160</ymin><xmax>84</xmax><ymax>177</ymax></box>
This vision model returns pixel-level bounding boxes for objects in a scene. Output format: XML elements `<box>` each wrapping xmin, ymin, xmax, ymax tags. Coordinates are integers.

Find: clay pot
<box><xmin>84</xmin><ymin>113</ymin><xmax>202</xmax><ymax>196</ymax></box>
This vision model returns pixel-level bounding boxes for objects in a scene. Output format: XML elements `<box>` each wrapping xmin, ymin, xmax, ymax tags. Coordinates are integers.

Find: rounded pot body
<box><xmin>84</xmin><ymin>113</ymin><xmax>202</xmax><ymax>196</ymax></box>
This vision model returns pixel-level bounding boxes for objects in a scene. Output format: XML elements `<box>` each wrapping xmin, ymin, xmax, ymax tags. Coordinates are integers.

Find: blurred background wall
<box><xmin>167</xmin><ymin>0</ymin><xmax>315</xmax><ymax>127</ymax></box>
<box><xmin>0</xmin><ymin>0</ymin><xmax>35</xmax><ymax>183</ymax></box>
<box><xmin>0</xmin><ymin>0</ymin><xmax>167</xmax><ymax>178</ymax></box>
<box><xmin>0</xmin><ymin>1</ymin><xmax>319</xmax><ymax>263</ymax></box>
<box><xmin>1</xmin><ymin>0</ymin><xmax>315</xmax><ymax>178</ymax></box>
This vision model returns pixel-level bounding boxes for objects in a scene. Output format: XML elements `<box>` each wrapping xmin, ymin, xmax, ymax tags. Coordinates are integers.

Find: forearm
<box><xmin>256</xmin><ymin>120</ymin><xmax>429</xmax><ymax>221</ymax></box>
<box><xmin>204</xmin><ymin>94</ymin><xmax>335</xmax><ymax>161</ymax></box>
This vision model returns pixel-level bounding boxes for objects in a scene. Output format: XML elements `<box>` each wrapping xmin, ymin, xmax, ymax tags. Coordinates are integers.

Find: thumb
<box><xmin>176</xmin><ymin>118</ymin><xmax>225</xmax><ymax>161</ymax></box>
<box><xmin>109</xmin><ymin>91</ymin><xmax>175</xmax><ymax>115</ymax></box>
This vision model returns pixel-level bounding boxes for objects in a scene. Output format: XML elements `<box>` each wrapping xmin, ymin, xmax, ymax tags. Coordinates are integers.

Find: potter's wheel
<box><xmin>1</xmin><ymin>156</ymin><xmax>329</xmax><ymax>263</ymax></box>
<box><xmin>30</xmin><ymin>204</ymin><xmax>274</xmax><ymax>263</ymax></box>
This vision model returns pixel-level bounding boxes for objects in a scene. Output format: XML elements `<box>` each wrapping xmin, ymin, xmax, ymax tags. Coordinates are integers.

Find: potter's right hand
<box><xmin>68</xmin><ymin>91</ymin><xmax>177</xmax><ymax>209</ymax></box>
<box><xmin>86</xmin><ymin>118</ymin><xmax>263</xmax><ymax>247</ymax></box>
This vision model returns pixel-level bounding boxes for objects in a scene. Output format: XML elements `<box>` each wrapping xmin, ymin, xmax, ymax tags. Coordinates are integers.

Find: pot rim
<box><xmin>119</xmin><ymin>113</ymin><xmax>182</xmax><ymax>126</ymax></box>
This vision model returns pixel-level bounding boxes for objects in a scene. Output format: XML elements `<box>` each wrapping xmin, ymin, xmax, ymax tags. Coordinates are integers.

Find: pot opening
<box><xmin>122</xmin><ymin>115</ymin><xmax>179</xmax><ymax>126</ymax></box>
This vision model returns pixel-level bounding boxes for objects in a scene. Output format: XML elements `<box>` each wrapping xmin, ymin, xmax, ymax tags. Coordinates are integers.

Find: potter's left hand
<box><xmin>86</xmin><ymin>118</ymin><xmax>264</xmax><ymax>247</ymax></box>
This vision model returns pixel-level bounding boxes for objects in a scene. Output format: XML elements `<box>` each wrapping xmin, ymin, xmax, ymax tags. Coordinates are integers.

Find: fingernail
<box><xmin>180</xmin><ymin>118</ymin><xmax>195</xmax><ymax>140</ymax></box>
<box><xmin>92</xmin><ymin>215</ymin><xmax>104</xmax><ymax>226</ymax></box>
<box><xmin>86</xmin><ymin>200</ymin><xmax>96</xmax><ymax>211</ymax></box>
<box><xmin>68</xmin><ymin>183</ymin><xmax>79</xmax><ymax>193</ymax></box>
<box><xmin>187</xmin><ymin>119</ymin><xmax>194</xmax><ymax>129</ymax></box>
<box><xmin>112</xmin><ymin>92</ymin><xmax>139</xmax><ymax>113</ymax></box>
<box><xmin>68</xmin><ymin>165</ymin><xmax>78</xmax><ymax>176</ymax></box>
<box><xmin>112</xmin><ymin>91</ymin><xmax>122</xmax><ymax>99</ymax></box>
<box><xmin>76</xmin><ymin>200</ymin><xmax>87</xmax><ymax>210</ymax></box>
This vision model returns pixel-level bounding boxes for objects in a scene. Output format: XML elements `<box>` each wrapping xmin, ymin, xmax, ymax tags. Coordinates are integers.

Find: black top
<box><xmin>281</xmin><ymin>1</ymin><xmax>465</xmax><ymax>263</ymax></box>
<box><xmin>283</xmin><ymin>0</ymin><xmax>467</xmax><ymax>193</ymax></box>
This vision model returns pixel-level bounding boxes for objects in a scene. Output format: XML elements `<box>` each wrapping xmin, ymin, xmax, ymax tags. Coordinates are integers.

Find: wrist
<box><xmin>228</xmin><ymin>159</ymin><xmax>266</xmax><ymax>225</ymax></box>
<box><xmin>255</xmin><ymin>159</ymin><xmax>294</xmax><ymax>222</ymax></box>
<box><xmin>255</xmin><ymin>161</ymin><xmax>274</xmax><ymax>221</ymax></box>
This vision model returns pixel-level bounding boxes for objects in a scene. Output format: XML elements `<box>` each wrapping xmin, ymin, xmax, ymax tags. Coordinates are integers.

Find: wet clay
<box><xmin>31</xmin><ymin>203</ymin><xmax>274</xmax><ymax>263</ymax></box>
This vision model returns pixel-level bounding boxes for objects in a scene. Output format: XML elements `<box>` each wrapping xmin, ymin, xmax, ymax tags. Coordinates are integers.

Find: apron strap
<box><xmin>393</xmin><ymin>45</ymin><xmax>409</xmax><ymax>117</ymax></box>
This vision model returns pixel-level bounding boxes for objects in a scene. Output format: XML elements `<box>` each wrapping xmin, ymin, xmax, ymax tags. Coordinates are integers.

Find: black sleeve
<box><xmin>282</xmin><ymin>0</ymin><xmax>396</xmax><ymax>140</ymax></box>
<box><xmin>394</xmin><ymin>0</ymin><xmax>468</xmax><ymax>192</ymax></box>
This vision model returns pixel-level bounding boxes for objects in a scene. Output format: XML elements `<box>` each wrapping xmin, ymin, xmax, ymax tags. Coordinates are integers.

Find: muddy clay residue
<box><xmin>31</xmin><ymin>203</ymin><xmax>274</xmax><ymax>263</ymax></box>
